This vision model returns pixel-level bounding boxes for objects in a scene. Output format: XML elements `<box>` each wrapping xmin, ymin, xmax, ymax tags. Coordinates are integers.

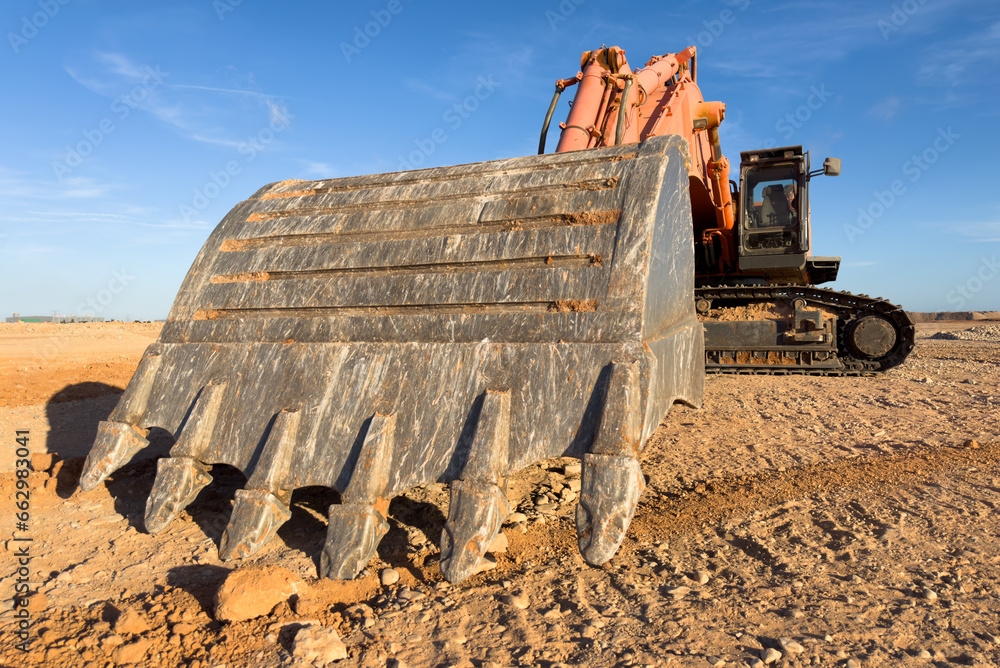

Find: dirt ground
<box><xmin>1</xmin><ymin>319</ymin><xmax>999</xmax><ymax>668</ymax></box>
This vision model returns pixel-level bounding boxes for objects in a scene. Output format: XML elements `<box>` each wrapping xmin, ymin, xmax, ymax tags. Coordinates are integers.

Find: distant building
<box><xmin>6</xmin><ymin>312</ymin><xmax>104</xmax><ymax>323</ymax></box>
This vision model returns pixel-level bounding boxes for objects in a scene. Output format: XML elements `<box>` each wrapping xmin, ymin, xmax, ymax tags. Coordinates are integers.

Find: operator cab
<box><xmin>737</xmin><ymin>146</ymin><xmax>841</xmax><ymax>285</ymax></box>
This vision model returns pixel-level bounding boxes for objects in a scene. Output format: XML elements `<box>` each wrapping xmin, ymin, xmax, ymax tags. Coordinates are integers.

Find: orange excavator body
<box><xmin>546</xmin><ymin>46</ymin><xmax>737</xmax><ymax>278</ymax></box>
<box><xmin>541</xmin><ymin>45</ymin><xmax>915</xmax><ymax>376</ymax></box>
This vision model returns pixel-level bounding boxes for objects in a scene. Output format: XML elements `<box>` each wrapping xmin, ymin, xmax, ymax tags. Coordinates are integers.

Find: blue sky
<box><xmin>1</xmin><ymin>0</ymin><xmax>998</xmax><ymax>320</ymax></box>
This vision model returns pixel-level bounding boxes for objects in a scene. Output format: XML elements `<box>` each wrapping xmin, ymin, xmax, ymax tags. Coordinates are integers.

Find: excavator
<box><xmin>539</xmin><ymin>46</ymin><xmax>914</xmax><ymax>374</ymax></box>
<box><xmin>79</xmin><ymin>45</ymin><xmax>913</xmax><ymax>585</ymax></box>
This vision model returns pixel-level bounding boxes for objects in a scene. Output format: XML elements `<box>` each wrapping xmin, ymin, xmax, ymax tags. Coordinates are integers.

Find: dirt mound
<box><xmin>929</xmin><ymin>324</ymin><xmax>1000</xmax><ymax>342</ymax></box>
<box><xmin>907</xmin><ymin>311</ymin><xmax>1000</xmax><ymax>322</ymax></box>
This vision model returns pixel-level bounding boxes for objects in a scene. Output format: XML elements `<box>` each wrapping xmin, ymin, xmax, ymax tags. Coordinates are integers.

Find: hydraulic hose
<box><xmin>538</xmin><ymin>84</ymin><xmax>564</xmax><ymax>154</ymax></box>
<box><xmin>614</xmin><ymin>77</ymin><xmax>633</xmax><ymax>146</ymax></box>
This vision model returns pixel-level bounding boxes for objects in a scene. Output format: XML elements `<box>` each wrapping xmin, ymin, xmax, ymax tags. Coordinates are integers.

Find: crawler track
<box><xmin>697</xmin><ymin>284</ymin><xmax>915</xmax><ymax>376</ymax></box>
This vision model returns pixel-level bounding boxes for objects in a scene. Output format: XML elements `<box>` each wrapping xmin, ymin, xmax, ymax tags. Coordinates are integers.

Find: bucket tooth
<box><xmin>440</xmin><ymin>480</ymin><xmax>509</xmax><ymax>583</ymax></box>
<box><xmin>220</xmin><ymin>488</ymin><xmax>293</xmax><ymax>560</ymax></box>
<box><xmin>80</xmin><ymin>350</ymin><xmax>162</xmax><ymax>490</ymax></box>
<box><xmin>576</xmin><ymin>361</ymin><xmax>645</xmax><ymax>565</ymax></box>
<box><xmin>143</xmin><ymin>383</ymin><xmax>225</xmax><ymax>534</ymax></box>
<box><xmin>144</xmin><ymin>457</ymin><xmax>212</xmax><ymax>534</ymax></box>
<box><xmin>576</xmin><ymin>452</ymin><xmax>645</xmax><ymax>565</ymax></box>
<box><xmin>320</xmin><ymin>413</ymin><xmax>395</xmax><ymax>580</ymax></box>
<box><xmin>321</xmin><ymin>503</ymin><xmax>390</xmax><ymax>580</ymax></box>
<box><xmin>80</xmin><ymin>421</ymin><xmax>149</xmax><ymax>491</ymax></box>
<box><xmin>219</xmin><ymin>409</ymin><xmax>300</xmax><ymax>561</ymax></box>
<box><xmin>440</xmin><ymin>390</ymin><xmax>511</xmax><ymax>583</ymax></box>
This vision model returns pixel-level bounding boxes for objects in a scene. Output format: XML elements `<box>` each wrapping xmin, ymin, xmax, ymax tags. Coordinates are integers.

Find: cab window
<box><xmin>743</xmin><ymin>164</ymin><xmax>800</xmax><ymax>250</ymax></box>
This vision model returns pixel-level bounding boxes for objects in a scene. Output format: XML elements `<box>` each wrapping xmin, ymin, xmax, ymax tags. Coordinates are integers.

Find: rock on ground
<box><xmin>214</xmin><ymin>565</ymin><xmax>307</xmax><ymax>622</ymax></box>
<box><xmin>111</xmin><ymin>638</ymin><xmax>152</xmax><ymax>664</ymax></box>
<box><xmin>292</xmin><ymin>624</ymin><xmax>348</xmax><ymax>664</ymax></box>
<box><xmin>113</xmin><ymin>606</ymin><xmax>150</xmax><ymax>635</ymax></box>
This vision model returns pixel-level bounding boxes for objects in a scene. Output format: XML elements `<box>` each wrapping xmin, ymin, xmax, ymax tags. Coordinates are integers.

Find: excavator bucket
<box><xmin>80</xmin><ymin>135</ymin><xmax>703</xmax><ymax>584</ymax></box>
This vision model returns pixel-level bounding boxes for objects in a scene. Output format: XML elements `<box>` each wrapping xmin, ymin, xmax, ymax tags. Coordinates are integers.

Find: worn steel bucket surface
<box><xmin>81</xmin><ymin>135</ymin><xmax>703</xmax><ymax>583</ymax></box>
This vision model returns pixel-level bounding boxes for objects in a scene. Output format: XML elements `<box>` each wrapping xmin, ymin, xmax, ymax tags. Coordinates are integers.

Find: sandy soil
<box><xmin>1</xmin><ymin>320</ymin><xmax>999</xmax><ymax>668</ymax></box>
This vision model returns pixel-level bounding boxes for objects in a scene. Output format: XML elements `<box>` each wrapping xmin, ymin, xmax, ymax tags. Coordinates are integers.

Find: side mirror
<box><xmin>823</xmin><ymin>157</ymin><xmax>841</xmax><ymax>176</ymax></box>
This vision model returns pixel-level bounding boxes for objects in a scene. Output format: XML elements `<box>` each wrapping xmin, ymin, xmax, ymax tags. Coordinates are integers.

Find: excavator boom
<box><xmin>543</xmin><ymin>46</ymin><xmax>737</xmax><ymax>271</ymax></box>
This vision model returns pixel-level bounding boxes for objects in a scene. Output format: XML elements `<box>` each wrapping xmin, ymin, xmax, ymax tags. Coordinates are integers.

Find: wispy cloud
<box><xmin>954</xmin><ymin>222</ymin><xmax>1000</xmax><ymax>243</ymax></box>
<box><xmin>868</xmin><ymin>96</ymin><xmax>901</xmax><ymax>120</ymax></box>
<box><xmin>66</xmin><ymin>52</ymin><xmax>154</xmax><ymax>91</ymax></box>
<box><xmin>916</xmin><ymin>21</ymin><xmax>1000</xmax><ymax>106</ymax></box>
<box><xmin>706</xmin><ymin>3</ymin><xmax>890</xmax><ymax>79</ymax></box>
<box><xmin>710</xmin><ymin>59</ymin><xmax>784</xmax><ymax>80</ymax></box>
<box><xmin>404</xmin><ymin>78</ymin><xmax>459</xmax><ymax>102</ymax></box>
<box><xmin>0</xmin><ymin>167</ymin><xmax>209</xmax><ymax>239</ymax></box>
<box><xmin>9</xmin><ymin>245</ymin><xmax>66</xmax><ymax>256</ymax></box>
<box><xmin>295</xmin><ymin>160</ymin><xmax>337</xmax><ymax>178</ymax></box>
<box><xmin>0</xmin><ymin>169</ymin><xmax>116</xmax><ymax>201</ymax></box>
<box><xmin>926</xmin><ymin>221</ymin><xmax>1000</xmax><ymax>243</ymax></box>
<box><xmin>181</xmin><ymin>134</ymin><xmax>247</xmax><ymax>149</ymax></box>
<box><xmin>170</xmin><ymin>84</ymin><xmax>286</xmax><ymax>99</ymax></box>
<box><xmin>64</xmin><ymin>51</ymin><xmax>292</xmax><ymax>148</ymax></box>
<box><xmin>18</xmin><ymin>210</ymin><xmax>209</xmax><ymax>230</ymax></box>
<box><xmin>707</xmin><ymin>1</ymin><xmax>986</xmax><ymax>86</ymax></box>
<box><xmin>450</xmin><ymin>35</ymin><xmax>532</xmax><ymax>90</ymax></box>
